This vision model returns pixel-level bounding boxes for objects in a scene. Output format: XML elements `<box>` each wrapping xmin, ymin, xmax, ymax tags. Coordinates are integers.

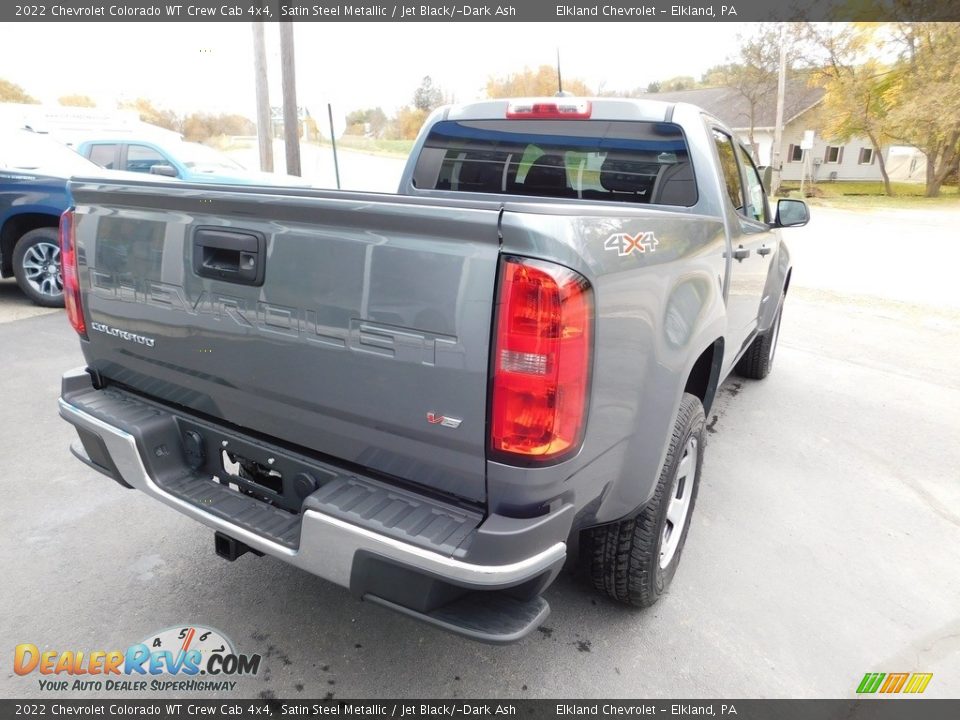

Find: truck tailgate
<box><xmin>69</xmin><ymin>181</ymin><xmax>502</xmax><ymax>503</ymax></box>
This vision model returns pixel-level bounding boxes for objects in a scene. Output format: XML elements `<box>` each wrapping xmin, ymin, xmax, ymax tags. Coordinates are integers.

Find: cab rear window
<box><xmin>412</xmin><ymin>119</ymin><xmax>697</xmax><ymax>206</ymax></box>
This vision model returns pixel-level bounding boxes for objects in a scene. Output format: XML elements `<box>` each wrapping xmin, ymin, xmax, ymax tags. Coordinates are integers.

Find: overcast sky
<box><xmin>0</xmin><ymin>22</ymin><xmax>750</xmax><ymax>123</ymax></box>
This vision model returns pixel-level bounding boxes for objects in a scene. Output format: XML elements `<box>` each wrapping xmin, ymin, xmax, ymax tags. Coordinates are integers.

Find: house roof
<box><xmin>637</xmin><ymin>79</ymin><xmax>825</xmax><ymax>130</ymax></box>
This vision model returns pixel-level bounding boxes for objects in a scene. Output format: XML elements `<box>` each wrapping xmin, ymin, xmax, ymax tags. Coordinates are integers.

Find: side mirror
<box><xmin>775</xmin><ymin>198</ymin><xmax>809</xmax><ymax>228</ymax></box>
<box><xmin>149</xmin><ymin>164</ymin><xmax>178</xmax><ymax>178</ymax></box>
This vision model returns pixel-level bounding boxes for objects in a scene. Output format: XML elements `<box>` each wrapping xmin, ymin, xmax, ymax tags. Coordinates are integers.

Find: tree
<box><xmin>387</xmin><ymin>106</ymin><xmax>429</xmax><ymax>140</ymax></box>
<box><xmin>0</xmin><ymin>78</ymin><xmax>38</xmax><ymax>104</ymax></box>
<box><xmin>803</xmin><ymin>24</ymin><xmax>896</xmax><ymax>196</ymax></box>
<box><xmin>645</xmin><ymin>81</ymin><xmax>661</xmax><ymax>94</ymax></box>
<box><xmin>486</xmin><ymin>65</ymin><xmax>592</xmax><ymax>98</ymax></box>
<box><xmin>701</xmin><ymin>63</ymin><xmax>739</xmax><ymax>87</ymax></box>
<box><xmin>119</xmin><ymin>98</ymin><xmax>180</xmax><ymax>132</ymax></box>
<box><xmin>413</xmin><ymin>76</ymin><xmax>444</xmax><ymax>112</ymax></box>
<box><xmin>344</xmin><ymin>107</ymin><xmax>388</xmax><ymax>137</ymax></box>
<box><xmin>58</xmin><ymin>94</ymin><xmax>96</xmax><ymax>108</ymax></box>
<box><xmin>659</xmin><ymin>75</ymin><xmax>698</xmax><ymax>92</ymax></box>
<box><xmin>804</xmin><ymin>22</ymin><xmax>960</xmax><ymax>198</ymax></box>
<box><xmin>883</xmin><ymin>22</ymin><xmax>960</xmax><ymax>197</ymax></box>
<box><xmin>387</xmin><ymin>79</ymin><xmax>451</xmax><ymax>141</ymax></box>
<box><xmin>726</xmin><ymin>25</ymin><xmax>791</xmax><ymax>163</ymax></box>
<box><xmin>181</xmin><ymin>113</ymin><xmax>255</xmax><ymax>142</ymax></box>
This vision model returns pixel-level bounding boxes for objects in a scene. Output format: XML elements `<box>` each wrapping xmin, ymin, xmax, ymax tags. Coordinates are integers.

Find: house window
<box><xmin>825</xmin><ymin>146</ymin><xmax>843</xmax><ymax>164</ymax></box>
<box><xmin>788</xmin><ymin>144</ymin><xmax>804</xmax><ymax>162</ymax></box>
<box><xmin>858</xmin><ymin>147</ymin><xmax>875</xmax><ymax>165</ymax></box>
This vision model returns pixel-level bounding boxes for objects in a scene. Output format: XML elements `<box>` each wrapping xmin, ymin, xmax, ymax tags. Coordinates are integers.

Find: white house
<box><xmin>640</xmin><ymin>81</ymin><xmax>912</xmax><ymax>183</ymax></box>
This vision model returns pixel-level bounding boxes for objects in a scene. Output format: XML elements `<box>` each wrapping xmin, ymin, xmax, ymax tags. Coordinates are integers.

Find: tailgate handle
<box><xmin>193</xmin><ymin>227</ymin><xmax>266</xmax><ymax>286</ymax></box>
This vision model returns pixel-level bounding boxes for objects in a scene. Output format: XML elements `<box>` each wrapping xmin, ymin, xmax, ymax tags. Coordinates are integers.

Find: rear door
<box><xmin>84</xmin><ymin>143</ymin><xmax>120</xmax><ymax>170</ymax></box>
<box><xmin>72</xmin><ymin>184</ymin><xmax>502</xmax><ymax>503</ymax></box>
<box><xmin>710</xmin><ymin>128</ymin><xmax>771</xmax><ymax>349</ymax></box>
<box><xmin>734</xmin><ymin>143</ymin><xmax>780</xmax><ymax>324</ymax></box>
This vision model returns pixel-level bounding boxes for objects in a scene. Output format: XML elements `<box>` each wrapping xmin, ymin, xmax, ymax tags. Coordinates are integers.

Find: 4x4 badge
<box><xmin>605</xmin><ymin>231</ymin><xmax>659</xmax><ymax>256</ymax></box>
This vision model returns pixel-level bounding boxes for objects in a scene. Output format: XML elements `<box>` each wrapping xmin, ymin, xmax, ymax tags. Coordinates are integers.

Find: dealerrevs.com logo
<box><xmin>14</xmin><ymin>625</ymin><xmax>261</xmax><ymax>692</ymax></box>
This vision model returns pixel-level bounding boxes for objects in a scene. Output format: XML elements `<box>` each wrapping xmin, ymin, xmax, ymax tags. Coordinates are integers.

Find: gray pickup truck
<box><xmin>58</xmin><ymin>97</ymin><xmax>808</xmax><ymax>643</ymax></box>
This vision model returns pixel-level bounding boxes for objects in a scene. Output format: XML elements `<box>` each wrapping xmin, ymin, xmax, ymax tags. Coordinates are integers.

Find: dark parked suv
<box><xmin>0</xmin><ymin>129</ymin><xmax>104</xmax><ymax>307</ymax></box>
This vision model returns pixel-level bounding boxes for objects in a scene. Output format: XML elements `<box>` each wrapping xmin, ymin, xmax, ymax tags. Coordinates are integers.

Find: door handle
<box><xmin>733</xmin><ymin>246</ymin><xmax>750</xmax><ymax>261</ymax></box>
<box><xmin>193</xmin><ymin>227</ymin><xmax>266</xmax><ymax>286</ymax></box>
<box><xmin>757</xmin><ymin>246</ymin><xmax>772</xmax><ymax>257</ymax></box>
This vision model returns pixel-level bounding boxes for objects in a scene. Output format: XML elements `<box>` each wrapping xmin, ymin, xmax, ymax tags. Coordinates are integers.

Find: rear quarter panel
<box><xmin>489</xmin><ymin>203</ymin><xmax>728</xmax><ymax>526</ymax></box>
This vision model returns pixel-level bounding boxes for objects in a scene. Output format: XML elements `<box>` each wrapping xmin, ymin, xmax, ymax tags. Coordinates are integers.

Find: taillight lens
<box><xmin>490</xmin><ymin>257</ymin><xmax>592</xmax><ymax>462</ymax></box>
<box><xmin>59</xmin><ymin>209</ymin><xmax>86</xmax><ymax>338</ymax></box>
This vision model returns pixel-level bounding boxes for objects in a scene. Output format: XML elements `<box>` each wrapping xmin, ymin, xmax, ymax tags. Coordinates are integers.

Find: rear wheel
<box><xmin>12</xmin><ymin>228</ymin><xmax>64</xmax><ymax>307</ymax></box>
<box><xmin>736</xmin><ymin>294</ymin><xmax>784</xmax><ymax>380</ymax></box>
<box><xmin>585</xmin><ymin>393</ymin><xmax>706</xmax><ymax>608</ymax></box>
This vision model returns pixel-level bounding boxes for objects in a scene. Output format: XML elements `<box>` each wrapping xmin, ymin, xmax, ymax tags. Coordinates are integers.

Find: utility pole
<box><xmin>251</xmin><ymin>22</ymin><xmax>273</xmax><ymax>173</ymax></box>
<box><xmin>279</xmin><ymin>21</ymin><xmax>301</xmax><ymax>177</ymax></box>
<box><xmin>770</xmin><ymin>25</ymin><xmax>787</xmax><ymax>197</ymax></box>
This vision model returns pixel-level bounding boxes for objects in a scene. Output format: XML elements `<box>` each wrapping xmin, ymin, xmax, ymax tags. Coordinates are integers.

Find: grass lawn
<box><xmin>779</xmin><ymin>181</ymin><xmax>960</xmax><ymax>209</ymax></box>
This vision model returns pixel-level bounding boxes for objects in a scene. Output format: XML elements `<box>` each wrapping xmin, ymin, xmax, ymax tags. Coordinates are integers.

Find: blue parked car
<box><xmin>0</xmin><ymin>129</ymin><xmax>106</xmax><ymax>307</ymax></box>
<box><xmin>74</xmin><ymin>136</ymin><xmax>309</xmax><ymax>186</ymax></box>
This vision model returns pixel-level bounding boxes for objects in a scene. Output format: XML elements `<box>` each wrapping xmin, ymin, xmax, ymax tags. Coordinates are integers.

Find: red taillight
<box><xmin>506</xmin><ymin>99</ymin><xmax>592</xmax><ymax>119</ymax></box>
<box><xmin>59</xmin><ymin>209</ymin><xmax>86</xmax><ymax>338</ymax></box>
<box><xmin>490</xmin><ymin>257</ymin><xmax>592</xmax><ymax>462</ymax></box>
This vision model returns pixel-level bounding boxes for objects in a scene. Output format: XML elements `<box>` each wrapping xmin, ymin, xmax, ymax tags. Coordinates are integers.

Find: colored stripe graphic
<box><xmin>880</xmin><ymin>673</ymin><xmax>909</xmax><ymax>693</ymax></box>
<box><xmin>857</xmin><ymin>673</ymin><xmax>885</xmax><ymax>693</ymax></box>
<box><xmin>903</xmin><ymin>673</ymin><xmax>933</xmax><ymax>694</ymax></box>
<box><xmin>857</xmin><ymin>672</ymin><xmax>933</xmax><ymax>694</ymax></box>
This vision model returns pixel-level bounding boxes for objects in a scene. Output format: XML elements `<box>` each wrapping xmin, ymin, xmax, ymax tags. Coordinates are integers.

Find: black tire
<box><xmin>735</xmin><ymin>294</ymin><xmax>784</xmax><ymax>380</ymax></box>
<box><xmin>12</xmin><ymin>227</ymin><xmax>65</xmax><ymax>308</ymax></box>
<box><xmin>585</xmin><ymin>393</ymin><xmax>706</xmax><ymax>608</ymax></box>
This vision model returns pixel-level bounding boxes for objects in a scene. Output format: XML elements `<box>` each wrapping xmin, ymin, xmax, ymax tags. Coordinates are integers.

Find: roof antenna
<box><xmin>556</xmin><ymin>48</ymin><xmax>573</xmax><ymax>97</ymax></box>
<box><xmin>557</xmin><ymin>48</ymin><xmax>563</xmax><ymax>94</ymax></box>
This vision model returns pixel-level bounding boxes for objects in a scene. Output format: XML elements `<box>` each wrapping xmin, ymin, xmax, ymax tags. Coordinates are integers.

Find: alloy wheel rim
<box><xmin>659</xmin><ymin>436</ymin><xmax>698</xmax><ymax>569</ymax></box>
<box><xmin>22</xmin><ymin>241</ymin><xmax>63</xmax><ymax>297</ymax></box>
<box><xmin>768</xmin><ymin>305</ymin><xmax>782</xmax><ymax>366</ymax></box>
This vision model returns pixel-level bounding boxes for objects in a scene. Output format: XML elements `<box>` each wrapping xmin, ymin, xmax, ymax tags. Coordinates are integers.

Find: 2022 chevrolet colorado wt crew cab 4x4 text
<box><xmin>58</xmin><ymin>97</ymin><xmax>808</xmax><ymax>642</ymax></box>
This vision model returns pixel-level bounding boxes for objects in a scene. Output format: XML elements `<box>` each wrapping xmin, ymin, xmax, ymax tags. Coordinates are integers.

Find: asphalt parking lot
<box><xmin>1</xmin><ymin>202</ymin><xmax>958</xmax><ymax>700</ymax></box>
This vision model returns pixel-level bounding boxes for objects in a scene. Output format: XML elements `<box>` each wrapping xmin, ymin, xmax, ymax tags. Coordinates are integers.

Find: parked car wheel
<box><xmin>12</xmin><ymin>228</ymin><xmax>64</xmax><ymax>308</ymax></box>
<box><xmin>736</xmin><ymin>294</ymin><xmax>784</xmax><ymax>380</ymax></box>
<box><xmin>585</xmin><ymin>393</ymin><xmax>706</xmax><ymax>608</ymax></box>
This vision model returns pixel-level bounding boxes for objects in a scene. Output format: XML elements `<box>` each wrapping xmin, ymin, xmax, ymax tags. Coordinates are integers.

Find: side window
<box><xmin>712</xmin><ymin>129</ymin><xmax>744</xmax><ymax>212</ymax></box>
<box><xmin>126</xmin><ymin>144</ymin><xmax>168</xmax><ymax>174</ymax></box>
<box><xmin>87</xmin><ymin>144</ymin><xmax>117</xmax><ymax>169</ymax></box>
<box><xmin>737</xmin><ymin>144</ymin><xmax>768</xmax><ymax>223</ymax></box>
